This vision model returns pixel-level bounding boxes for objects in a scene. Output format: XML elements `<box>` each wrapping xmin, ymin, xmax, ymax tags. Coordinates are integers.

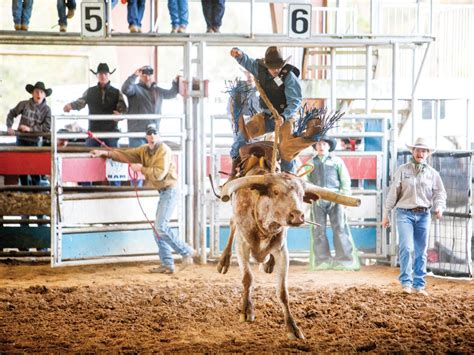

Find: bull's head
<box><xmin>221</xmin><ymin>173</ymin><xmax>361</xmax><ymax>207</ymax></box>
<box><xmin>221</xmin><ymin>173</ymin><xmax>360</xmax><ymax>234</ymax></box>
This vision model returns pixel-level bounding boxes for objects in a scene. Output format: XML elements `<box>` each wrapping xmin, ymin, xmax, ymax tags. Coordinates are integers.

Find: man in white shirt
<box><xmin>382</xmin><ymin>137</ymin><xmax>447</xmax><ymax>296</ymax></box>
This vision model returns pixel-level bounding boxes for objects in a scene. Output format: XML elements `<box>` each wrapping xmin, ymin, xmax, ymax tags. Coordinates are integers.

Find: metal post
<box><xmin>330</xmin><ymin>47</ymin><xmax>336</xmax><ymax>111</ymax></box>
<box><xmin>390</xmin><ymin>42</ymin><xmax>399</xmax><ymax>267</ymax></box>
<box><xmin>184</xmin><ymin>42</ymin><xmax>194</xmax><ymax>247</ymax></box>
<box><xmin>429</xmin><ymin>0</ymin><xmax>433</xmax><ymax>35</ymax></box>
<box><xmin>209</xmin><ymin>114</ymin><xmax>215</xmax><ymax>258</ymax></box>
<box><xmin>250</xmin><ymin>0</ymin><xmax>255</xmax><ymax>38</ymax></box>
<box><xmin>107</xmin><ymin>0</ymin><xmax>112</xmax><ymax>37</ymax></box>
<box><xmin>411</xmin><ymin>47</ymin><xmax>417</xmax><ymax>142</ymax></box>
<box><xmin>435</xmin><ymin>99</ymin><xmax>440</xmax><ymax>147</ymax></box>
<box><xmin>365</xmin><ymin>45</ymin><xmax>372</xmax><ymax>114</ymax></box>
<box><xmin>466</xmin><ymin>99</ymin><xmax>471</xmax><ymax>150</ymax></box>
<box><xmin>198</xmin><ymin>41</ymin><xmax>207</xmax><ymax>264</ymax></box>
<box><xmin>50</xmin><ymin>115</ymin><xmax>57</xmax><ymax>266</ymax></box>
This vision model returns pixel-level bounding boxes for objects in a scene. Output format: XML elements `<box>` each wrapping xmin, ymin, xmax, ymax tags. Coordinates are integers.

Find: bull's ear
<box><xmin>303</xmin><ymin>192</ymin><xmax>319</xmax><ymax>204</ymax></box>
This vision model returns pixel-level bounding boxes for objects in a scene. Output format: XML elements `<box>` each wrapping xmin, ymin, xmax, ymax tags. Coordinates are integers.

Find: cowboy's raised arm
<box><xmin>230</xmin><ymin>48</ymin><xmax>258</xmax><ymax>77</ymax></box>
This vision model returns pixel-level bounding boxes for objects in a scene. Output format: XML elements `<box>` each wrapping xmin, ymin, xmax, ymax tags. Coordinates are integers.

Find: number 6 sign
<box><xmin>288</xmin><ymin>4</ymin><xmax>312</xmax><ymax>39</ymax></box>
<box><xmin>81</xmin><ymin>2</ymin><xmax>106</xmax><ymax>37</ymax></box>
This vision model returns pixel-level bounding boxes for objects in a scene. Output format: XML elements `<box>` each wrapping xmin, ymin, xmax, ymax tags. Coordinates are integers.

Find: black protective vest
<box><xmin>86</xmin><ymin>83</ymin><xmax>120</xmax><ymax>132</ymax></box>
<box><xmin>257</xmin><ymin>63</ymin><xmax>300</xmax><ymax>114</ymax></box>
<box><xmin>309</xmin><ymin>156</ymin><xmax>341</xmax><ymax>190</ymax></box>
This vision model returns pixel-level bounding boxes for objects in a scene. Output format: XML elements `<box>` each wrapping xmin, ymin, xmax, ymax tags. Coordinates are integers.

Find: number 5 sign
<box><xmin>288</xmin><ymin>4</ymin><xmax>312</xmax><ymax>39</ymax></box>
<box><xmin>81</xmin><ymin>2</ymin><xmax>106</xmax><ymax>37</ymax></box>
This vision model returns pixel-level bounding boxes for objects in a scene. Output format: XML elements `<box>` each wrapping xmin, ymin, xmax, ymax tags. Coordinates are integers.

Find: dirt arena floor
<box><xmin>0</xmin><ymin>260</ymin><xmax>472</xmax><ymax>352</ymax></box>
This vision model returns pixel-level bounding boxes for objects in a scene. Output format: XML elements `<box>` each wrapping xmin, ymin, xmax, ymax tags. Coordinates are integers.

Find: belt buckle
<box><xmin>413</xmin><ymin>207</ymin><xmax>425</xmax><ymax>213</ymax></box>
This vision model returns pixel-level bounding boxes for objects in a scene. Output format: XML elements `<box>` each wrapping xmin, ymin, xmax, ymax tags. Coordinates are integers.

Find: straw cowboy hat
<box><xmin>312</xmin><ymin>136</ymin><xmax>337</xmax><ymax>152</ymax></box>
<box><xmin>257</xmin><ymin>46</ymin><xmax>291</xmax><ymax>70</ymax></box>
<box><xmin>90</xmin><ymin>63</ymin><xmax>116</xmax><ymax>75</ymax></box>
<box><xmin>25</xmin><ymin>81</ymin><xmax>52</xmax><ymax>97</ymax></box>
<box><xmin>406</xmin><ymin>137</ymin><xmax>436</xmax><ymax>154</ymax></box>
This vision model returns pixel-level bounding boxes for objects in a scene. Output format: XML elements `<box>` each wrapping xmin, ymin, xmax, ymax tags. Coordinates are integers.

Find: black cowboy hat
<box><xmin>90</xmin><ymin>63</ymin><xmax>116</xmax><ymax>75</ymax></box>
<box><xmin>25</xmin><ymin>81</ymin><xmax>52</xmax><ymax>97</ymax></box>
<box><xmin>312</xmin><ymin>136</ymin><xmax>337</xmax><ymax>152</ymax></box>
<box><xmin>257</xmin><ymin>46</ymin><xmax>291</xmax><ymax>70</ymax></box>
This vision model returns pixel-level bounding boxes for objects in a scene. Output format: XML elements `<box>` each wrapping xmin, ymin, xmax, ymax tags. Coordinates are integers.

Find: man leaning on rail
<box><xmin>91</xmin><ymin>124</ymin><xmax>194</xmax><ymax>274</ymax></box>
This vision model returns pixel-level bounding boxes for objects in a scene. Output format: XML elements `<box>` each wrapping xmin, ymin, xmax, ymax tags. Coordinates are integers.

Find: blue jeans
<box><xmin>230</xmin><ymin>116</ymin><xmax>296</xmax><ymax>173</ymax></box>
<box><xmin>154</xmin><ymin>187</ymin><xmax>191</xmax><ymax>269</ymax></box>
<box><xmin>16</xmin><ymin>137</ymin><xmax>41</xmax><ymax>186</ymax></box>
<box><xmin>201</xmin><ymin>0</ymin><xmax>225</xmax><ymax>28</ymax></box>
<box><xmin>57</xmin><ymin>0</ymin><xmax>76</xmax><ymax>26</ymax></box>
<box><xmin>312</xmin><ymin>200</ymin><xmax>354</xmax><ymax>264</ymax></box>
<box><xmin>12</xmin><ymin>0</ymin><xmax>33</xmax><ymax>25</ymax></box>
<box><xmin>127</xmin><ymin>0</ymin><xmax>146</xmax><ymax>27</ymax></box>
<box><xmin>168</xmin><ymin>0</ymin><xmax>188</xmax><ymax>28</ymax></box>
<box><xmin>396</xmin><ymin>208</ymin><xmax>431</xmax><ymax>289</ymax></box>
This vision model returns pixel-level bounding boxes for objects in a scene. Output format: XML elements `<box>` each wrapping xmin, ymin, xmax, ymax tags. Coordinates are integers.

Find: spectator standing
<box><xmin>382</xmin><ymin>137</ymin><xmax>447</xmax><ymax>296</ymax></box>
<box><xmin>127</xmin><ymin>0</ymin><xmax>146</xmax><ymax>33</ymax></box>
<box><xmin>201</xmin><ymin>0</ymin><xmax>225</xmax><ymax>33</ymax></box>
<box><xmin>91</xmin><ymin>124</ymin><xmax>194</xmax><ymax>274</ymax></box>
<box><xmin>308</xmin><ymin>137</ymin><xmax>360</xmax><ymax>271</ymax></box>
<box><xmin>64</xmin><ymin>63</ymin><xmax>126</xmax><ymax>186</ymax></box>
<box><xmin>12</xmin><ymin>0</ymin><xmax>33</xmax><ymax>31</ymax></box>
<box><xmin>168</xmin><ymin>0</ymin><xmax>188</xmax><ymax>33</ymax></box>
<box><xmin>63</xmin><ymin>63</ymin><xmax>127</xmax><ymax>149</ymax></box>
<box><xmin>6</xmin><ymin>81</ymin><xmax>52</xmax><ymax>186</ymax></box>
<box><xmin>229</xmin><ymin>46</ymin><xmax>302</xmax><ymax>174</ymax></box>
<box><xmin>121</xmin><ymin>66</ymin><xmax>179</xmax><ymax>147</ymax></box>
<box><xmin>57</xmin><ymin>0</ymin><xmax>76</xmax><ymax>32</ymax></box>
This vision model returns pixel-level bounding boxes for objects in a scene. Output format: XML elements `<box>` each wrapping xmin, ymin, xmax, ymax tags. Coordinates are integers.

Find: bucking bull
<box><xmin>216</xmin><ymin>143</ymin><xmax>361</xmax><ymax>339</ymax></box>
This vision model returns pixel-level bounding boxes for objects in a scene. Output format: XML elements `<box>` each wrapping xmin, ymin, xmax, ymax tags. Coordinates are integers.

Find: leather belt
<box><xmin>401</xmin><ymin>207</ymin><xmax>429</xmax><ymax>213</ymax></box>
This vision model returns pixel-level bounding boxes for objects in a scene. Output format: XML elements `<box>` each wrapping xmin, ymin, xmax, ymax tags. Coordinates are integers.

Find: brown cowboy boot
<box><xmin>279</xmin><ymin>119</ymin><xmax>317</xmax><ymax>162</ymax></box>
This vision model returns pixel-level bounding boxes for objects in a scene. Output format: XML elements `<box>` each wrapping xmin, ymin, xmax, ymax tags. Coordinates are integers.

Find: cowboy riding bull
<box><xmin>217</xmin><ymin>142</ymin><xmax>361</xmax><ymax>340</ymax></box>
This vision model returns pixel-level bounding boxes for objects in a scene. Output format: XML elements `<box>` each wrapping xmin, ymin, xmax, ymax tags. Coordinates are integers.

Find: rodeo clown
<box><xmin>229</xmin><ymin>46</ymin><xmax>302</xmax><ymax>175</ymax></box>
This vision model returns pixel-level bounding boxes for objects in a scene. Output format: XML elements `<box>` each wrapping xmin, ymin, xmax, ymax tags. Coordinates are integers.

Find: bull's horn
<box><xmin>304</xmin><ymin>182</ymin><xmax>361</xmax><ymax>207</ymax></box>
<box><xmin>220</xmin><ymin>175</ymin><xmax>266</xmax><ymax>202</ymax></box>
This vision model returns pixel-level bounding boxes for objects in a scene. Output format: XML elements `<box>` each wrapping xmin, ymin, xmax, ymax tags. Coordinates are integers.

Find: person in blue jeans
<box><xmin>309</xmin><ymin>137</ymin><xmax>360</xmax><ymax>271</ymax></box>
<box><xmin>91</xmin><ymin>124</ymin><xmax>194</xmax><ymax>274</ymax></box>
<box><xmin>168</xmin><ymin>0</ymin><xmax>188</xmax><ymax>33</ymax></box>
<box><xmin>382</xmin><ymin>137</ymin><xmax>447</xmax><ymax>296</ymax></box>
<box><xmin>229</xmin><ymin>46</ymin><xmax>302</xmax><ymax>174</ymax></box>
<box><xmin>127</xmin><ymin>0</ymin><xmax>146</xmax><ymax>33</ymax></box>
<box><xmin>12</xmin><ymin>0</ymin><xmax>33</xmax><ymax>31</ymax></box>
<box><xmin>57</xmin><ymin>0</ymin><xmax>76</xmax><ymax>32</ymax></box>
<box><xmin>201</xmin><ymin>0</ymin><xmax>225</xmax><ymax>33</ymax></box>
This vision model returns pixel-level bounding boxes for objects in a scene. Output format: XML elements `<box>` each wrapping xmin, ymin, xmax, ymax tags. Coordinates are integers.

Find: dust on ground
<box><xmin>0</xmin><ymin>261</ymin><xmax>472</xmax><ymax>352</ymax></box>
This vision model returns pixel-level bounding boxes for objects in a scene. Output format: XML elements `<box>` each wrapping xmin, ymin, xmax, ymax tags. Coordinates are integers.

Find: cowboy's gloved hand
<box><xmin>230</xmin><ymin>48</ymin><xmax>242</xmax><ymax>58</ymax></box>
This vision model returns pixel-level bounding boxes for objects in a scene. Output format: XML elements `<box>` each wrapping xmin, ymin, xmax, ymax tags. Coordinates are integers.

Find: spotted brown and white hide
<box><xmin>217</xmin><ymin>167</ymin><xmax>360</xmax><ymax>340</ymax></box>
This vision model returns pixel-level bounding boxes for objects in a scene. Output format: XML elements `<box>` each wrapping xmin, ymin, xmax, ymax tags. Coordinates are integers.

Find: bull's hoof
<box><xmin>217</xmin><ymin>253</ymin><xmax>231</xmax><ymax>274</ymax></box>
<box><xmin>287</xmin><ymin>328</ymin><xmax>305</xmax><ymax>340</ymax></box>
<box><xmin>262</xmin><ymin>254</ymin><xmax>275</xmax><ymax>274</ymax></box>
<box><xmin>240</xmin><ymin>313</ymin><xmax>256</xmax><ymax>322</ymax></box>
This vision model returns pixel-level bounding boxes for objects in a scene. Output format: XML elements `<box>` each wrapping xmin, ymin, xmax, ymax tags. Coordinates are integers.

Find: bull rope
<box><xmin>254</xmin><ymin>80</ymin><xmax>281</xmax><ymax>174</ymax></box>
<box><xmin>86</xmin><ymin>131</ymin><xmax>161</xmax><ymax>240</ymax></box>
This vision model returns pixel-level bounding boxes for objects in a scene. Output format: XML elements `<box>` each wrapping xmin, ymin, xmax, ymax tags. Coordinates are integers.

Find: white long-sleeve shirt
<box><xmin>383</xmin><ymin>162</ymin><xmax>447</xmax><ymax>218</ymax></box>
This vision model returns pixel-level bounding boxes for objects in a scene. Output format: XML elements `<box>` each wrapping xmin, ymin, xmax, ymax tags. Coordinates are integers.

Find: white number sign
<box><xmin>81</xmin><ymin>2</ymin><xmax>106</xmax><ymax>38</ymax></box>
<box><xmin>288</xmin><ymin>4</ymin><xmax>312</xmax><ymax>39</ymax></box>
